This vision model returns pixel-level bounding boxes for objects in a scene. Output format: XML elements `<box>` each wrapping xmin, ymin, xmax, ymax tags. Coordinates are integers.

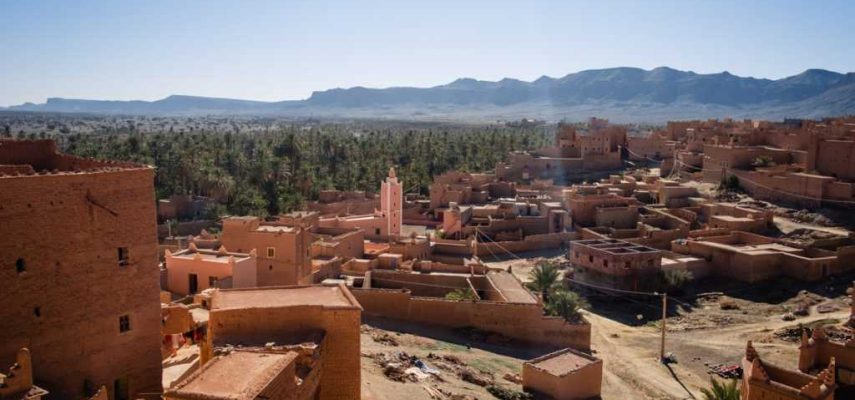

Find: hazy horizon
<box><xmin>2</xmin><ymin>0</ymin><xmax>854</xmax><ymax>107</ymax></box>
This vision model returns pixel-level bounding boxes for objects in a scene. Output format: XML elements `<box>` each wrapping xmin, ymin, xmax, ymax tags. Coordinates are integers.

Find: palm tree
<box><xmin>700</xmin><ymin>378</ymin><xmax>740</xmax><ymax>400</ymax></box>
<box><xmin>445</xmin><ymin>288</ymin><xmax>477</xmax><ymax>301</ymax></box>
<box><xmin>546</xmin><ymin>290</ymin><xmax>589</xmax><ymax>322</ymax></box>
<box><xmin>526</xmin><ymin>261</ymin><xmax>561</xmax><ymax>302</ymax></box>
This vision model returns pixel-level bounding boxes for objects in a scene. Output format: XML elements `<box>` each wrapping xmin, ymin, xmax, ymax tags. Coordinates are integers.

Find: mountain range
<box><xmin>6</xmin><ymin>67</ymin><xmax>855</xmax><ymax>122</ymax></box>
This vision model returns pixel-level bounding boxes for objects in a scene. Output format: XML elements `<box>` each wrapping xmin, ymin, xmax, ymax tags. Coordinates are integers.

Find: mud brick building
<box><xmin>204</xmin><ymin>285</ymin><xmax>362</xmax><ymax>400</ymax></box>
<box><xmin>0</xmin><ymin>139</ymin><xmax>162</xmax><ymax>399</ymax></box>
<box><xmin>569</xmin><ymin>239</ymin><xmax>662</xmax><ymax>291</ymax></box>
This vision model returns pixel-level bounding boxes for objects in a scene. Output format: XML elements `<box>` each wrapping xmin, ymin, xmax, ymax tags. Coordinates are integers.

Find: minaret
<box><xmin>380</xmin><ymin>166</ymin><xmax>403</xmax><ymax>236</ymax></box>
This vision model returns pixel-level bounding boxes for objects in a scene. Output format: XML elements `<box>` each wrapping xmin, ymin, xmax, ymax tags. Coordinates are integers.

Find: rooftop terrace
<box><xmin>166</xmin><ymin>350</ymin><xmax>298</xmax><ymax>400</ymax></box>
<box><xmin>212</xmin><ymin>284</ymin><xmax>361</xmax><ymax>311</ymax></box>
<box><xmin>0</xmin><ymin>139</ymin><xmax>148</xmax><ymax>178</ymax></box>
<box><xmin>526</xmin><ymin>348</ymin><xmax>601</xmax><ymax>376</ymax></box>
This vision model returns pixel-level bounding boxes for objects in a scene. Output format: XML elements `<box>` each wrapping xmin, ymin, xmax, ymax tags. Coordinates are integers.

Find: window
<box><xmin>588</xmin><ymin>255</ymin><xmax>593</xmax><ymax>263</ymax></box>
<box><xmin>119</xmin><ymin>314</ymin><xmax>131</xmax><ymax>333</ymax></box>
<box><xmin>603</xmin><ymin>260</ymin><xmax>608</xmax><ymax>267</ymax></box>
<box><xmin>33</xmin><ymin>307</ymin><xmax>41</xmax><ymax>318</ymax></box>
<box><xmin>15</xmin><ymin>258</ymin><xmax>25</xmax><ymax>273</ymax></box>
<box><xmin>269</xmin><ymin>265</ymin><xmax>273</xmax><ymax>271</ymax></box>
<box><xmin>209</xmin><ymin>276</ymin><xmax>218</xmax><ymax>287</ymax></box>
<box><xmin>117</xmin><ymin>247</ymin><xmax>129</xmax><ymax>266</ymax></box>
<box><xmin>266</xmin><ymin>247</ymin><xmax>276</xmax><ymax>258</ymax></box>
<box><xmin>375</xmin><ymin>228</ymin><xmax>381</xmax><ymax>235</ymax></box>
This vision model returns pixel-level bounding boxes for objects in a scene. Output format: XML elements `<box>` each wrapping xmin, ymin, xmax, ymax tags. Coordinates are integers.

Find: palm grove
<box><xmin>45</xmin><ymin>122</ymin><xmax>550</xmax><ymax>218</ymax></box>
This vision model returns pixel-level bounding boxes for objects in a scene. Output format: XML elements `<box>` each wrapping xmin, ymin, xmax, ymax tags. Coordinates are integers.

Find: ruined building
<box><xmin>741</xmin><ymin>341</ymin><xmax>836</xmax><ymax>400</ymax></box>
<box><xmin>0</xmin><ymin>139</ymin><xmax>162</xmax><ymax>399</ymax></box>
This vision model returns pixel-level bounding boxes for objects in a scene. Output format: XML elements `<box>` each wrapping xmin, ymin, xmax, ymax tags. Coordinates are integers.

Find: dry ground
<box><xmin>363</xmin><ymin>212</ymin><xmax>854</xmax><ymax>399</ymax></box>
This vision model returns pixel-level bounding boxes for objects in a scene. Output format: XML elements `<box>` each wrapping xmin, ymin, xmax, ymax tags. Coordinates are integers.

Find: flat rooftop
<box><xmin>212</xmin><ymin>285</ymin><xmax>360</xmax><ymax>311</ymax></box>
<box><xmin>0</xmin><ymin>139</ymin><xmax>148</xmax><ymax>178</ymax></box>
<box><xmin>255</xmin><ymin>225</ymin><xmax>297</xmax><ymax>233</ymax></box>
<box><xmin>170</xmin><ymin>249</ymin><xmax>252</xmax><ymax>263</ymax></box>
<box><xmin>487</xmin><ymin>271</ymin><xmax>538</xmax><ymax>304</ymax></box>
<box><xmin>572</xmin><ymin>239</ymin><xmax>660</xmax><ymax>255</ymax></box>
<box><xmin>527</xmin><ymin>348</ymin><xmax>600</xmax><ymax>376</ymax></box>
<box><xmin>167</xmin><ymin>350</ymin><xmax>297</xmax><ymax>399</ymax></box>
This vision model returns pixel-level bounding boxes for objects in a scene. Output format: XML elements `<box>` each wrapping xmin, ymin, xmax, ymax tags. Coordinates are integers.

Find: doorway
<box><xmin>189</xmin><ymin>273</ymin><xmax>198</xmax><ymax>294</ymax></box>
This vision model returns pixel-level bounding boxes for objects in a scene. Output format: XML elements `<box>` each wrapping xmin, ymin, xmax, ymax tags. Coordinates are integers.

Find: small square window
<box><xmin>266</xmin><ymin>247</ymin><xmax>275</xmax><ymax>258</ymax></box>
<box><xmin>118</xmin><ymin>248</ymin><xmax>129</xmax><ymax>266</ymax></box>
<box><xmin>119</xmin><ymin>314</ymin><xmax>131</xmax><ymax>333</ymax></box>
<box><xmin>15</xmin><ymin>258</ymin><xmax>25</xmax><ymax>274</ymax></box>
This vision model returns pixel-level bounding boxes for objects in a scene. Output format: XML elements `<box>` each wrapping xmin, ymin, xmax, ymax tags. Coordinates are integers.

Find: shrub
<box><xmin>545</xmin><ymin>289</ymin><xmax>589</xmax><ymax>322</ymax></box>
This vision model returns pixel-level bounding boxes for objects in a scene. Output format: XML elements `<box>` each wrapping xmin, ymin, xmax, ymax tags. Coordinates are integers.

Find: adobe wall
<box><xmin>312</xmin><ymin>228</ymin><xmax>364</xmax><ymax>260</ymax></box>
<box><xmin>815</xmin><ymin>139</ymin><xmax>855</xmax><ymax>181</ymax></box>
<box><xmin>368</xmin><ymin>270</ymin><xmax>470</xmax><ymax>297</ymax></box>
<box><xmin>156</xmin><ymin>220</ymin><xmax>215</xmax><ymax>239</ymax></box>
<box><xmin>209</xmin><ymin>304</ymin><xmax>361</xmax><ymax>400</ymax></box>
<box><xmin>165</xmin><ymin>254</ymin><xmax>255</xmax><ymax>296</ymax></box>
<box><xmin>221</xmin><ymin>219</ymin><xmax>312</xmax><ymax>286</ymax></box>
<box><xmin>729</xmin><ymin>170</ymin><xmax>831</xmax><ymax>208</ymax></box>
<box><xmin>0</xmin><ymin>167</ymin><xmax>162</xmax><ymax>398</ymax></box>
<box><xmin>522</xmin><ymin>354</ymin><xmax>602</xmax><ymax>400</ymax></box>
<box><xmin>351</xmin><ymin>288</ymin><xmax>591</xmax><ymax>351</ymax></box>
<box><xmin>594</xmin><ymin>206</ymin><xmax>638</xmax><ymax>229</ymax></box>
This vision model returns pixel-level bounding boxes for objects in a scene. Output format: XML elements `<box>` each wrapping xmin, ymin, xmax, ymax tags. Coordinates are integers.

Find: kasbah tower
<box><xmin>0</xmin><ymin>140</ymin><xmax>162</xmax><ymax>399</ymax></box>
<box><xmin>381</xmin><ymin>166</ymin><xmax>403</xmax><ymax>236</ymax></box>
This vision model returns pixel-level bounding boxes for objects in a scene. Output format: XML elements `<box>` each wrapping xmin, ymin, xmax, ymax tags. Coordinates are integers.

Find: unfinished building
<box><xmin>568</xmin><ymin>239</ymin><xmax>662</xmax><ymax>290</ymax></box>
<box><xmin>742</xmin><ymin>341</ymin><xmax>836</xmax><ymax>400</ymax></box>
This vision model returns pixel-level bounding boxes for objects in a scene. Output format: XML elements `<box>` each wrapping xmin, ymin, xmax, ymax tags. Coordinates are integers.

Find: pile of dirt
<box><xmin>787</xmin><ymin>210</ymin><xmax>835</xmax><ymax>227</ymax></box>
<box><xmin>486</xmin><ymin>385</ymin><xmax>533</xmax><ymax>400</ymax></box>
<box><xmin>425</xmin><ymin>353</ymin><xmax>494</xmax><ymax>387</ymax></box>
<box><xmin>373</xmin><ymin>332</ymin><xmax>401</xmax><ymax>347</ymax></box>
<box><xmin>371</xmin><ymin>351</ymin><xmax>443</xmax><ymax>383</ymax></box>
<box><xmin>781</xmin><ymin>228</ymin><xmax>840</xmax><ymax>242</ymax></box>
<box><xmin>773</xmin><ymin>320</ymin><xmax>853</xmax><ymax>343</ymax></box>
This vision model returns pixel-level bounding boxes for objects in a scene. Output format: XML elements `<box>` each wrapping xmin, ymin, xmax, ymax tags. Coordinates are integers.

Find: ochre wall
<box><xmin>351</xmin><ymin>289</ymin><xmax>590</xmax><ymax>351</ymax></box>
<box><xmin>209</xmin><ymin>304</ymin><xmax>361</xmax><ymax>400</ymax></box>
<box><xmin>0</xmin><ymin>167</ymin><xmax>162</xmax><ymax>398</ymax></box>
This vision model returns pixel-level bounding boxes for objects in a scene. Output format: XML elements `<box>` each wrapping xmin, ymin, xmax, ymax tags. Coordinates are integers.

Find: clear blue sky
<box><xmin>1</xmin><ymin>0</ymin><xmax>853</xmax><ymax>106</ymax></box>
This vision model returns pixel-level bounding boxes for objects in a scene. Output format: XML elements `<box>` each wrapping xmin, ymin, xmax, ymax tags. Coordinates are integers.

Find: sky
<box><xmin>1</xmin><ymin>0</ymin><xmax>853</xmax><ymax>106</ymax></box>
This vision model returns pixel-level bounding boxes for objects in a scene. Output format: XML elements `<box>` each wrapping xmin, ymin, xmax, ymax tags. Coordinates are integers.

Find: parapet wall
<box><xmin>351</xmin><ymin>288</ymin><xmax>590</xmax><ymax>351</ymax></box>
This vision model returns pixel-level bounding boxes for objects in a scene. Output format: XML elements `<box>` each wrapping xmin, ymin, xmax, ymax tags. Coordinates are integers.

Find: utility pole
<box><xmin>660</xmin><ymin>292</ymin><xmax>667</xmax><ymax>362</ymax></box>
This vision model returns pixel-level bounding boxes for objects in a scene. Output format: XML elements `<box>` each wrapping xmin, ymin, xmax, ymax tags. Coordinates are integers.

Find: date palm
<box><xmin>700</xmin><ymin>378</ymin><xmax>740</xmax><ymax>400</ymax></box>
<box><xmin>526</xmin><ymin>261</ymin><xmax>561</xmax><ymax>302</ymax></box>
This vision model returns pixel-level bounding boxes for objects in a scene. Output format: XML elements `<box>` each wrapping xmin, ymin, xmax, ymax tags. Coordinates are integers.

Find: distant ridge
<box><xmin>6</xmin><ymin>67</ymin><xmax>855</xmax><ymax>122</ymax></box>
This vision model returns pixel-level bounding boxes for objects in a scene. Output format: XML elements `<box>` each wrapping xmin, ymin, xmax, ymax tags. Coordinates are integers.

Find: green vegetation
<box><xmin>700</xmin><ymin>378</ymin><xmax>740</xmax><ymax>400</ymax></box>
<box><xmin>445</xmin><ymin>288</ymin><xmax>477</xmax><ymax>301</ymax></box>
<box><xmin>526</xmin><ymin>260</ymin><xmax>561</xmax><ymax>302</ymax></box>
<box><xmin>720</xmin><ymin>174</ymin><xmax>741</xmax><ymax>191</ymax></box>
<box><xmin>545</xmin><ymin>289</ymin><xmax>589</xmax><ymax>322</ymax></box>
<box><xmin>58</xmin><ymin>123</ymin><xmax>549</xmax><ymax>217</ymax></box>
<box><xmin>661</xmin><ymin>269</ymin><xmax>693</xmax><ymax>293</ymax></box>
<box><xmin>751</xmin><ymin>155</ymin><xmax>775</xmax><ymax>168</ymax></box>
